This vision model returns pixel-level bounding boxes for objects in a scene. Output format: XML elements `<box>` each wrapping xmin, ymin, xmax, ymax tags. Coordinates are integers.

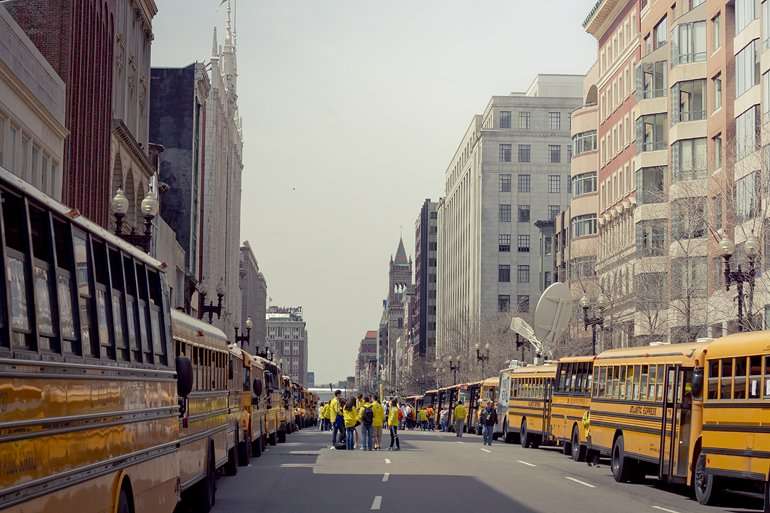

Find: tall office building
<box><xmin>266</xmin><ymin>306</ymin><xmax>308</xmax><ymax>384</ymax></box>
<box><xmin>413</xmin><ymin>200</ymin><xmax>439</xmax><ymax>361</ymax></box>
<box><xmin>436</xmin><ymin>75</ymin><xmax>582</xmax><ymax>361</ymax></box>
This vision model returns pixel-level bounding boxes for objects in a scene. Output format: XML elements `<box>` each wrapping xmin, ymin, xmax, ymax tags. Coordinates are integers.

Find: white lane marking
<box><xmin>370</xmin><ymin>496</ymin><xmax>382</xmax><ymax>510</ymax></box>
<box><xmin>289</xmin><ymin>450</ymin><xmax>321</xmax><ymax>455</ymax></box>
<box><xmin>480</xmin><ymin>447</ymin><xmax>492</xmax><ymax>453</ymax></box>
<box><xmin>280</xmin><ymin>463</ymin><xmax>315</xmax><ymax>468</ymax></box>
<box><xmin>384</xmin><ymin>458</ymin><xmax>391</xmax><ymax>464</ymax></box>
<box><xmin>517</xmin><ymin>460</ymin><xmax>536</xmax><ymax>467</ymax></box>
<box><xmin>564</xmin><ymin>476</ymin><xmax>596</xmax><ymax>488</ymax></box>
<box><xmin>382</xmin><ymin>472</ymin><xmax>390</xmax><ymax>482</ymax></box>
<box><xmin>652</xmin><ymin>507</ymin><xmax>679</xmax><ymax>513</ymax></box>
<box><xmin>456</xmin><ymin>441</ymin><xmax>464</xmax><ymax>444</ymax></box>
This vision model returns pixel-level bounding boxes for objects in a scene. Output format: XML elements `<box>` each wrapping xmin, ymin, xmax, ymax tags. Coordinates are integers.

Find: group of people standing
<box><xmin>319</xmin><ymin>390</ymin><xmax>402</xmax><ymax>451</ymax></box>
<box><xmin>317</xmin><ymin>393</ymin><xmax>499</xmax><ymax>449</ymax></box>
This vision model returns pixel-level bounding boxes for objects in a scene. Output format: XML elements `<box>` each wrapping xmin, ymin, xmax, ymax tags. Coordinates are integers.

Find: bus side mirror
<box><xmin>253</xmin><ymin>378</ymin><xmax>263</xmax><ymax>397</ymax></box>
<box><xmin>176</xmin><ymin>356</ymin><xmax>194</xmax><ymax>398</ymax></box>
<box><xmin>692</xmin><ymin>367</ymin><xmax>704</xmax><ymax>399</ymax></box>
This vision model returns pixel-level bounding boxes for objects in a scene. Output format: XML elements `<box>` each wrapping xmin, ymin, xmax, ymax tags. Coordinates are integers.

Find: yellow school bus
<box><xmin>503</xmin><ymin>364</ymin><xmax>556</xmax><ymax>448</ymax></box>
<box><xmin>0</xmin><ymin>168</ymin><xmax>192</xmax><ymax>513</ymax></box>
<box><xmin>255</xmin><ymin>356</ymin><xmax>283</xmax><ymax>445</ymax></box>
<box><xmin>471</xmin><ymin>377</ymin><xmax>499</xmax><ymax>435</ymax></box>
<box><xmin>232</xmin><ymin>347</ymin><xmax>266</xmax><ymax>465</ymax></box>
<box><xmin>552</xmin><ymin>355</ymin><xmax>594</xmax><ymax>461</ymax></box>
<box><xmin>589</xmin><ymin>342</ymin><xmax>708</xmax><ymax>485</ymax></box>
<box><xmin>696</xmin><ymin>331</ymin><xmax>770</xmax><ymax>505</ymax></box>
<box><xmin>173</xmin><ymin>310</ymin><xmax>240</xmax><ymax>510</ymax></box>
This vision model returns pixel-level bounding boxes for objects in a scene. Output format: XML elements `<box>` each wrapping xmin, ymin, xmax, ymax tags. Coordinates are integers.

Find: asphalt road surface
<box><xmin>209</xmin><ymin>429</ymin><xmax>762</xmax><ymax>513</ymax></box>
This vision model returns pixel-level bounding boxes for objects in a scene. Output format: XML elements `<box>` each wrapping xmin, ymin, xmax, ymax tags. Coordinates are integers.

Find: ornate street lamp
<box><xmin>199</xmin><ymin>279</ymin><xmax>225</xmax><ymax>324</ymax></box>
<box><xmin>234</xmin><ymin>316</ymin><xmax>253</xmax><ymax>347</ymax></box>
<box><xmin>719</xmin><ymin>235</ymin><xmax>758</xmax><ymax>331</ymax></box>
<box><xmin>475</xmin><ymin>343</ymin><xmax>490</xmax><ymax>378</ymax></box>
<box><xmin>112</xmin><ymin>188</ymin><xmax>158</xmax><ymax>254</ymax></box>
<box><xmin>579</xmin><ymin>293</ymin><xmax>608</xmax><ymax>355</ymax></box>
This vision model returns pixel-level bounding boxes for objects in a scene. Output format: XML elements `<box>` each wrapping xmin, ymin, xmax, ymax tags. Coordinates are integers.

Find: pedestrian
<box><xmin>360</xmin><ymin>396</ymin><xmax>374</xmax><ymax>451</ymax></box>
<box><xmin>426</xmin><ymin>405</ymin><xmax>435</xmax><ymax>431</ymax></box>
<box><xmin>318</xmin><ymin>402</ymin><xmax>324</xmax><ymax>431</ymax></box>
<box><xmin>454</xmin><ymin>400</ymin><xmax>467</xmax><ymax>437</ymax></box>
<box><xmin>329</xmin><ymin>390</ymin><xmax>344</xmax><ymax>448</ymax></box>
<box><xmin>343</xmin><ymin>397</ymin><xmax>358</xmax><ymax>450</ymax></box>
<box><xmin>440</xmin><ymin>408</ymin><xmax>449</xmax><ymax>432</ymax></box>
<box><xmin>387</xmin><ymin>398</ymin><xmax>400</xmax><ymax>451</ymax></box>
<box><xmin>417</xmin><ymin>407</ymin><xmax>428</xmax><ymax>430</ymax></box>
<box><xmin>480</xmin><ymin>400</ymin><xmax>498</xmax><ymax>446</ymax></box>
<box><xmin>354</xmin><ymin>393</ymin><xmax>364</xmax><ymax>449</ymax></box>
<box><xmin>372</xmin><ymin>397</ymin><xmax>384</xmax><ymax>450</ymax></box>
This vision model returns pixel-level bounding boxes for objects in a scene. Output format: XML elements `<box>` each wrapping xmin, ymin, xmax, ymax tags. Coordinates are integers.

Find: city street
<box><xmin>210</xmin><ymin>430</ymin><xmax>761</xmax><ymax>513</ymax></box>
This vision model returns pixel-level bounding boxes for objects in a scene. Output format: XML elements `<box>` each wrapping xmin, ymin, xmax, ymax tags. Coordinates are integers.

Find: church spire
<box><xmin>211</xmin><ymin>26</ymin><xmax>218</xmax><ymax>58</ymax></box>
<box><xmin>394</xmin><ymin>237</ymin><xmax>408</xmax><ymax>265</ymax></box>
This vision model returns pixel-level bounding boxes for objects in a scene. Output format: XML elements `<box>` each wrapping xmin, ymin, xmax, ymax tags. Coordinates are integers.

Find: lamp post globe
<box><xmin>112</xmin><ymin>188</ymin><xmax>129</xmax><ymax>216</ymax></box>
<box><xmin>746</xmin><ymin>235</ymin><xmax>759</xmax><ymax>258</ymax></box>
<box><xmin>579</xmin><ymin>294</ymin><xmax>590</xmax><ymax>309</ymax></box>
<box><xmin>719</xmin><ymin>236</ymin><xmax>735</xmax><ymax>257</ymax></box>
<box><xmin>245</xmin><ymin>316</ymin><xmax>253</xmax><ymax>330</ymax></box>
<box><xmin>140</xmin><ymin>191</ymin><xmax>158</xmax><ymax>218</ymax></box>
<box><xmin>597</xmin><ymin>293</ymin><xmax>609</xmax><ymax>310</ymax></box>
<box><xmin>216</xmin><ymin>279</ymin><xmax>225</xmax><ymax>297</ymax></box>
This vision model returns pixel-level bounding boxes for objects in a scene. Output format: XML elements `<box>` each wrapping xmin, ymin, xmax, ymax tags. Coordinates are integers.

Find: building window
<box><xmin>548</xmin><ymin>175</ymin><xmax>560</xmax><ymax>193</ymax></box>
<box><xmin>671</xmin><ymin>197</ymin><xmax>706</xmax><ymax>239</ymax></box>
<box><xmin>498</xmin><ymin>234</ymin><xmax>511</xmax><ymax>252</ymax></box>
<box><xmin>517</xmin><ymin>265</ymin><xmax>530</xmax><ymax>284</ymax></box>
<box><xmin>549</xmin><ymin>144</ymin><xmax>561</xmax><ymax>163</ymax></box>
<box><xmin>672</xmin><ymin>21</ymin><xmax>706</xmax><ymax>65</ymax></box>
<box><xmin>636</xmin><ymin>113</ymin><xmax>667</xmax><ymax>152</ymax></box>
<box><xmin>736</xmin><ymin>40</ymin><xmax>760</xmax><ymax>97</ymax></box>
<box><xmin>548</xmin><ymin>205</ymin><xmax>561</xmax><ymax>220</ymax></box>
<box><xmin>637</xmin><ymin>61</ymin><xmax>667</xmax><ymax>99</ymax></box>
<box><xmin>499</xmin><ymin>204</ymin><xmax>512</xmax><ymax>222</ymax></box>
<box><xmin>518</xmin><ymin>144</ymin><xmax>531</xmax><ymax>162</ymax></box>
<box><xmin>764</xmin><ymin>72</ymin><xmax>770</xmax><ymax>118</ymax></box>
<box><xmin>548</xmin><ymin>112</ymin><xmax>561</xmax><ymax>130</ymax></box>
<box><xmin>544</xmin><ymin>236</ymin><xmax>552</xmax><ymax>255</ymax></box>
<box><xmin>498</xmin><ymin>295</ymin><xmax>510</xmax><ymax>312</ymax></box>
<box><xmin>736</xmin><ymin>0</ymin><xmax>756</xmax><ymax>34</ymax></box>
<box><xmin>572</xmin><ymin>130</ymin><xmax>597</xmax><ymax>156</ymax></box>
<box><xmin>736</xmin><ymin>171</ymin><xmax>760</xmax><ymax>222</ymax></box>
<box><xmin>518</xmin><ymin>205</ymin><xmax>530</xmax><ymax>223</ymax></box>
<box><xmin>713</xmin><ymin>134</ymin><xmax>722</xmax><ymax>170</ymax></box>
<box><xmin>517</xmin><ymin>295</ymin><xmax>530</xmax><ymax>313</ymax></box>
<box><xmin>572</xmin><ymin>172</ymin><xmax>597</xmax><ymax>196</ymax></box>
<box><xmin>500</xmin><ymin>174</ymin><xmax>511</xmax><ymax>192</ymax></box>
<box><xmin>713</xmin><ymin>13</ymin><xmax>721</xmax><ymax>51</ymax></box>
<box><xmin>672</xmin><ymin>138</ymin><xmax>707</xmax><ymax>181</ymax></box>
<box><xmin>713</xmin><ymin>193</ymin><xmax>722</xmax><ymax>230</ymax></box>
<box><xmin>735</xmin><ymin>105</ymin><xmax>760</xmax><ymax>161</ymax></box>
<box><xmin>571</xmin><ymin>214</ymin><xmax>597</xmax><ymax>238</ymax></box>
<box><xmin>517</xmin><ymin>234</ymin><xmax>530</xmax><ymax>252</ymax></box>
<box><xmin>518</xmin><ymin>174</ymin><xmax>531</xmax><ymax>192</ymax></box>
<box><xmin>672</xmin><ymin>80</ymin><xmax>706</xmax><ymax>123</ymax></box>
<box><xmin>519</xmin><ymin>112</ymin><xmax>530</xmax><ymax>129</ymax></box>
<box><xmin>500</xmin><ymin>111</ymin><xmax>511</xmax><ymax>128</ymax></box>
<box><xmin>499</xmin><ymin>265</ymin><xmax>511</xmax><ymax>282</ymax></box>
<box><xmin>636</xmin><ymin>220</ymin><xmax>667</xmax><ymax>256</ymax></box>
<box><xmin>636</xmin><ymin>167</ymin><xmax>665</xmax><ymax>204</ymax></box>
<box><xmin>713</xmin><ymin>74</ymin><xmax>722</xmax><ymax>111</ymax></box>
<box><xmin>671</xmin><ymin>257</ymin><xmax>707</xmax><ymax>298</ymax></box>
<box><xmin>499</xmin><ymin>144</ymin><xmax>512</xmax><ymax>162</ymax></box>
<box><xmin>652</xmin><ymin>16</ymin><xmax>667</xmax><ymax>49</ymax></box>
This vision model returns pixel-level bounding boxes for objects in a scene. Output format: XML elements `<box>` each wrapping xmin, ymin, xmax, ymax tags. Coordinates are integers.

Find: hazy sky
<box><xmin>152</xmin><ymin>0</ymin><xmax>598</xmax><ymax>385</ymax></box>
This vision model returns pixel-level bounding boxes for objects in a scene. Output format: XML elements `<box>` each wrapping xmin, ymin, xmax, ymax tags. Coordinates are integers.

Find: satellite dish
<box><xmin>533</xmin><ymin>282</ymin><xmax>572</xmax><ymax>347</ymax></box>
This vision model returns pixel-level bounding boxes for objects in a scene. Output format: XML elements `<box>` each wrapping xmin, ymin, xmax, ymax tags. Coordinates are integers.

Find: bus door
<box><xmin>659</xmin><ymin>366</ymin><xmax>693</xmax><ymax>480</ymax></box>
<box><xmin>542</xmin><ymin>380</ymin><xmax>552</xmax><ymax>439</ymax></box>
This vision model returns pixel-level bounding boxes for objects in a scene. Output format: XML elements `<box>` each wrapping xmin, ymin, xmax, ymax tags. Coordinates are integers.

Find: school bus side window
<box><xmin>147</xmin><ymin>270</ymin><xmax>167</xmax><ymax>366</ymax></box>
<box><xmin>720</xmin><ymin>358</ymin><xmax>732</xmax><ymax>399</ymax></box>
<box><xmin>123</xmin><ymin>256</ymin><xmax>140</xmax><ymax>362</ymax></box>
<box><xmin>765</xmin><ymin>356</ymin><xmax>770</xmax><ymax>399</ymax></box>
<box><xmin>29</xmin><ymin>206</ymin><xmax>58</xmax><ymax>353</ymax></box>
<box><xmin>707</xmin><ymin>360</ymin><xmax>719</xmax><ymax>399</ymax></box>
<box><xmin>734</xmin><ymin>356</ymin><xmax>747</xmax><ymax>399</ymax></box>
<box><xmin>749</xmin><ymin>356</ymin><xmax>761</xmax><ymax>399</ymax></box>
<box><xmin>2</xmin><ymin>191</ymin><xmax>34</xmax><ymax>350</ymax></box>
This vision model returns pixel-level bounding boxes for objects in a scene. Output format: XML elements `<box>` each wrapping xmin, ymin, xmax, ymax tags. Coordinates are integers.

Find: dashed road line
<box><xmin>564</xmin><ymin>476</ymin><xmax>596</xmax><ymax>488</ymax></box>
<box><xmin>289</xmin><ymin>450</ymin><xmax>321</xmax><ymax>455</ymax></box>
<box><xmin>480</xmin><ymin>447</ymin><xmax>492</xmax><ymax>453</ymax></box>
<box><xmin>370</xmin><ymin>496</ymin><xmax>382</xmax><ymax>510</ymax></box>
<box><xmin>517</xmin><ymin>460</ymin><xmax>536</xmax><ymax>467</ymax></box>
<box><xmin>384</xmin><ymin>458</ymin><xmax>391</xmax><ymax>464</ymax></box>
<box><xmin>456</xmin><ymin>441</ymin><xmax>465</xmax><ymax>444</ymax></box>
<box><xmin>382</xmin><ymin>472</ymin><xmax>390</xmax><ymax>482</ymax></box>
<box><xmin>280</xmin><ymin>463</ymin><xmax>315</xmax><ymax>468</ymax></box>
<box><xmin>652</xmin><ymin>507</ymin><xmax>679</xmax><ymax>513</ymax></box>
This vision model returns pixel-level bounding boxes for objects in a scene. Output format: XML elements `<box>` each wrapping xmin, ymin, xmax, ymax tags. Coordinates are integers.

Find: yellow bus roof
<box><xmin>594</xmin><ymin>341</ymin><xmax>709</xmax><ymax>366</ymax></box>
<box><xmin>424</xmin><ymin>389</ymin><xmax>438</xmax><ymax>395</ymax></box>
<box><xmin>557</xmin><ymin>355</ymin><xmax>595</xmax><ymax>364</ymax></box>
<box><xmin>481</xmin><ymin>377</ymin><xmax>498</xmax><ymax>387</ymax></box>
<box><xmin>503</xmin><ymin>364</ymin><xmax>557</xmax><ymax>378</ymax></box>
<box><xmin>705</xmin><ymin>331</ymin><xmax>770</xmax><ymax>359</ymax></box>
<box><xmin>171</xmin><ymin>309</ymin><xmax>229</xmax><ymax>351</ymax></box>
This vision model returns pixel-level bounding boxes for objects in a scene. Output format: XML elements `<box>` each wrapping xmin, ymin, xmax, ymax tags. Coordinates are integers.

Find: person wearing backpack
<box><xmin>480</xmin><ymin>400</ymin><xmax>498</xmax><ymax>446</ymax></box>
<box><xmin>372</xmin><ymin>397</ymin><xmax>384</xmax><ymax>450</ymax></box>
<box><xmin>359</xmin><ymin>396</ymin><xmax>374</xmax><ymax>450</ymax></box>
<box><xmin>387</xmin><ymin>398</ymin><xmax>400</xmax><ymax>450</ymax></box>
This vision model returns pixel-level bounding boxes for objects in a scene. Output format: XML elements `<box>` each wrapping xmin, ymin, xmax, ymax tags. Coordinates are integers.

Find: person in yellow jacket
<box><xmin>387</xmin><ymin>398</ymin><xmax>400</xmax><ymax>450</ymax></box>
<box><xmin>454</xmin><ymin>400</ymin><xmax>467</xmax><ymax>437</ymax></box>
<box><xmin>343</xmin><ymin>397</ymin><xmax>358</xmax><ymax>449</ymax></box>
<box><xmin>418</xmin><ymin>408</ymin><xmax>428</xmax><ymax>430</ymax></box>
<box><xmin>329</xmin><ymin>390</ymin><xmax>343</xmax><ymax>448</ymax></box>
<box><xmin>359</xmin><ymin>396</ymin><xmax>374</xmax><ymax>451</ymax></box>
<box><xmin>372</xmin><ymin>398</ymin><xmax>385</xmax><ymax>450</ymax></box>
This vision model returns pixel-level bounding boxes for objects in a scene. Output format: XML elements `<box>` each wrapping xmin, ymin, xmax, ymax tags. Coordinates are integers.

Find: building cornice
<box><xmin>583</xmin><ymin>0</ymin><xmax>625</xmax><ymax>39</ymax></box>
<box><xmin>111</xmin><ymin>119</ymin><xmax>154</xmax><ymax>178</ymax></box>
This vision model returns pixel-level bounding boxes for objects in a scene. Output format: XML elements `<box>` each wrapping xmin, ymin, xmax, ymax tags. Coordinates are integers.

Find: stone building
<box><xmin>201</xmin><ymin>6</ymin><xmax>244</xmax><ymax>337</ymax></box>
<box><xmin>436</xmin><ymin>75</ymin><xmax>582</xmax><ymax>362</ymax></box>
<box><xmin>378</xmin><ymin>238</ymin><xmax>412</xmax><ymax>392</ymax></box>
<box><xmin>266</xmin><ymin>306</ymin><xmax>308</xmax><ymax>385</ymax></box>
<box><xmin>239</xmin><ymin>241</ymin><xmax>267</xmax><ymax>354</ymax></box>
<box><xmin>0</xmin><ymin>6</ymin><xmax>66</xmax><ymax>199</ymax></box>
<box><xmin>355</xmin><ymin>330</ymin><xmax>378</xmax><ymax>396</ymax></box>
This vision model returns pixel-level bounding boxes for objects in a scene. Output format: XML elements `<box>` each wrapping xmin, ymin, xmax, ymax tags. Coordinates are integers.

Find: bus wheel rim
<box><xmin>694</xmin><ymin>457</ymin><xmax>706</xmax><ymax>493</ymax></box>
